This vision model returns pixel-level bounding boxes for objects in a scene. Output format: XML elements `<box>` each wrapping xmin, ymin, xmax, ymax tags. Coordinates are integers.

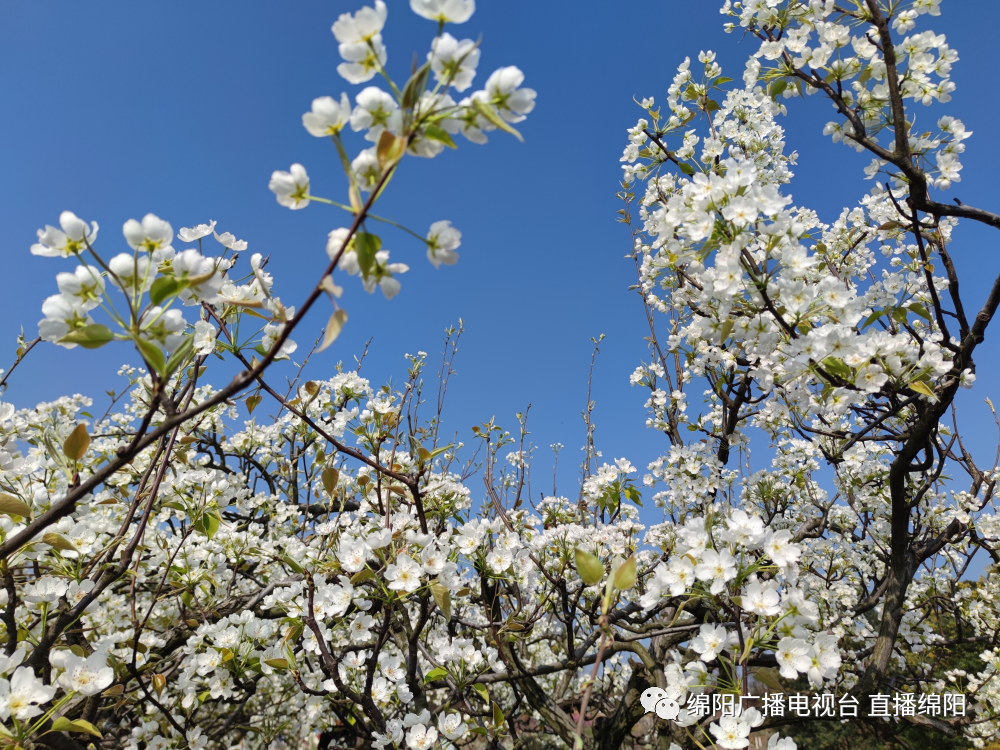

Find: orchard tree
<box><xmin>2</xmin><ymin>1</ymin><xmax>1000</xmax><ymax>750</ymax></box>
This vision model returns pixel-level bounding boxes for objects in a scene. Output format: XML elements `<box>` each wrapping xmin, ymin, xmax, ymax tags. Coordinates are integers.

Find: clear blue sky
<box><xmin>3</xmin><ymin>1</ymin><xmax>1000</xmax><ymax>499</ymax></box>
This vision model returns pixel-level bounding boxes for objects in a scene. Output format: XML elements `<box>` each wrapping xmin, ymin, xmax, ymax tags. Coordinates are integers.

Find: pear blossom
<box><xmin>425</xmin><ymin>220</ymin><xmax>461</xmax><ymax>267</ymax></box>
<box><xmin>56</xmin><ymin>652</ymin><xmax>114</xmax><ymax>695</ymax></box>
<box><xmin>350</xmin><ymin>87</ymin><xmax>401</xmax><ymax>142</ymax></box>
<box><xmin>123</xmin><ymin>214</ymin><xmax>174</xmax><ymax>256</ymax></box>
<box><xmin>31</xmin><ymin>211</ymin><xmax>99</xmax><ymax>258</ymax></box>
<box><xmin>410</xmin><ymin>0</ymin><xmax>474</xmax><ymax>24</ymax></box>
<box><xmin>428</xmin><ymin>33</ymin><xmax>480</xmax><ymax>92</ymax></box>
<box><xmin>303</xmin><ymin>94</ymin><xmax>352</xmax><ymax>137</ymax></box>
<box><xmin>385</xmin><ymin>554</ymin><xmax>422</xmax><ymax>592</ymax></box>
<box><xmin>0</xmin><ymin>667</ymin><xmax>56</xmax><ymax>720</ymax></box>
<box><xmin>473</xmin><ymin>66</ymin><xmax>536</xmax><ymax>123</ymax></box>
<box><xmin>405</xmin><ymin>723</ymin><xmax>438</xmax><ymax>750</ymax></box>
<box><xmin>268</xmin><ymin>163</ymin><xmax>311</xmax><ymax>209</ymax></box>
<box><xmin>213</xmin><ymin>231</ymin><xmax>247</xmax><ymax>251</ymax></box>
<box><xmin>177</xmin><ymin>221</ymin><xmax>217</xmax><ymax>243</ymax></box>
<box><xmin>193</xmin><ymin>320</ymin><xmax>217</xmax><ymax>356</ymax></box>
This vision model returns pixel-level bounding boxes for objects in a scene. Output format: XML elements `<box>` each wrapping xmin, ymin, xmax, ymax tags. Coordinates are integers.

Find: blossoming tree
<box><xmin>4</xmin><ymin>0</ymin><xmax>1000</xmax><ymax>749</ymax></box>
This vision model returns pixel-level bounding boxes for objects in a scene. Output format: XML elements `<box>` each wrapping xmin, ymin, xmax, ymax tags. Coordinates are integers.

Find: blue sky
<box><xmin>2</xmin><ymin>1</ymin><xmax>1000</xmax><ymax>502</ymax></box>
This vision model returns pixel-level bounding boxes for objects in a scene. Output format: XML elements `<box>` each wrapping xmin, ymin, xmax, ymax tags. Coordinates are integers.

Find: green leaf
<box><xmin>149</xmin><ymin>275</ymin><xmax>184</xmax><ymax>306</ymax></box>
<box><xmin>431</xmin><ymin>581</ymin><xmax>452</xmax><ymax>621</ymax></box>
<box><xmin>909</xmin><ymin>379</ymin><xmax>937</xmax><ymax>400</ymax></box>
<box><xmin>492</xmin><ymin>701</ymin><xmax>505</xmax><ymax>729</ymax></box>
<box><xmin>135</xmin><ymin>337</ymin><xmax>166</xmax><ymax>376</ymax></box>
<box><xmin>194</xmin><ymin>511</ymin><xmax>221</xmax><ymax>540</ymax></box>
<box><xmin>861</xmin><ymin>309</ymin><xmax>885</xmax><ymax>328</ymax></box>
<box><xmin>820</xmin><ymin>357</ymin><xmax>852</xmax><ymax>380</ymax></box>
<box><xmin>164</xmin><ymin>336</ymin><xmax>194</xmax><ymax>378</ymax></box>
<box><xmin>472</xmin><ymin>683</ymin><xmax>489</xmax><ymax>703</ymax></box>
<box><xmin>58</xmin><ymin>323</ymin><xmax>114</xmax><ymax>350</ymax></box>
<box><xmin>719</xmin><ymin>319</ymin><xmax>734</xmax><ymax>342</ymax></box>
<box><xmin>51</xmin><ymin>717</ymin><xmax>102</xmax><ymax>739</ymax></box>
<box><xmin>376</xmin><ymin>129</ymin><xmax>407</xmax><ymax>170</ymax></box>
<box><xmin>469</xmin><ymin>727</ymin><xmax>489</xmax><ymax>736</ymax></box>
<box><xmin>878</xmin><ymin>220</ymin><xmax>903</xmax><ymax>231</ymax></box>
<box><xmin>316</xmin><ymin>309</ymin><xmax>349</xmax><ymax>354</ymax></box>
<box><xmin>402</xmin><ymin>61</ymin><xmax>432</xmax><ymax>109</ymax></box>
<box><xmin>574</xmin><ymin>548</ymin><xmax>604</xmax><ymax>586</ymax></box>
<box><xmin>205</xmin><ymin>511</ymin><xmax>220</xmax><ymax>539</ymax></box>
<box><xmin>264</xmin><ymin>658</ymin><xmax>289</xmax><ymax>670</ymax></box>
<box><xmin>429</xmin><ymin>443</ymin><xmax>454</xmax><ymax>459</ymax></box>
<box><xmin>613</xmin><ymin>556</ymin><xmax>637</xmax><ymax>591</ymax></box>
<box><xmin>246</xmin><ymin>394</ymin><xmax>262</xmax><ymax>414</ymax></box>
<box><xmin>908</xmin><ymin>302</ymin><xmax>932</xmax><ymax>321</ymax></box>
<box><xmin>281</xmin><ymin>555</ymin><xmax>304</xmax><ymax>574</ymax></box>
<box><xmin>42</xmin><ymin>532</ymin><xmax>77</xmax><ymax>552</ymax></box>
<box><xmin>713</xmin><ymin>76</ymin><xmax>734</xmax><ymax>86</ymax></box>
<box><xmin>63</xmin><ymin>423</ymin><xmax>90</xmax><ymax>461</ymax></box>
<box><xmin>0</xmin><ymin>495</ymin><xmax>31</xmax><ymax>519</ymax></box>
<box><xmin>322</xmin><ymin>467</ymin><xmax>340</xmax><ymax>495</ymax></box>
<box><xmin>350</xmin><ymin>568</ymin><xmax>376</xmax><ymax>584</ymax></box>
<box><xmin>424</xmin><ymin>124</ymin><xmax>457</xmax><ymax>149</ymax></box>
<box><xmin>770</xmin><ymin>79</ymin><xmax>787</xmax><ymax>98</ymax></box>
<box><xmin>424</xmin><ymin>667</ymin><xmax>448</xmax><ymax>683</ymax></box>
<box><xmin>752</xmin><ymin>667</ymin><xmax>785</xmax><ymax>694</ymax></box>
<box><xmin>892</xmin><ymin>307</ymin><xmax>909</xmax><ymax>324</ymax></box>
<box><xmin>624</xmin><ymin>486</ymin><xmax>643</xmax><ymax>508</ymax></box>
<box><xmin>470</xmin><ymin>98</ymin><xmax>524</xmax><ymax>142</ymax></box>
<box><xmin>677</xmin><ymin>163</ymin><xmax>695</xmax><ymax>176</ymax></box>
<box><xmin>354</xmin><ymin>233</ymin><xmax>382</xmax><ymax>279</ymax></box>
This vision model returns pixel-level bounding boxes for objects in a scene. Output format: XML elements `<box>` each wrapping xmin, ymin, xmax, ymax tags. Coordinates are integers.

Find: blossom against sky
<box><xmin>1</xmin><ymin>1</ymin><xmax>999</xmax><ymax>486</ymax></box>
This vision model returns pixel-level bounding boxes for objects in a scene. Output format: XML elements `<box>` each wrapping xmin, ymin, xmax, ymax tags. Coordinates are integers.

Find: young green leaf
<box><xmin>149</xmin><ymin>275</ymin><xmax>185</xmax><ymax>306</ymax></box>
<box><xmin>316</xmin><ymin>309</ymin><xmax>349</xmax><ymax>353</ymax></box>
<box><xmin>355</xmin><ymin>233</ymin><xmax>381</xmax><ymax>279</ymax></box>
<box><xmin>246</xmin><ymin>394</ymin><xmax>262</xmax><ymax>414</ymax></box>
<box><xmin>350</xmin><ymin>568</ymin><xmax>376</xmax><ymax>584</ymax></box>
<box><xmin>377</xmin><ymin>130</ymin><xmax>407</xmax><ymax>169</ymax></box>
<box><xmin>0</xmin><ymin>495</ymin><xmax>31</xmax><ymax>519</ymax></box>
<box><xmin>424</xmin><ymin>124</ymin><xmax>457</xmax><ymax>149</ymax></box>
<box><xmin>322</xmin><ymin>467</ymin><xmax>340</xmax><ymax>495</ymax></box>
<box><xmin>50</xmin><ymin>717</ymin><xmax>102</xmax><ymax>739</ymax></box>
<box><xmin>135</xmin><ymin>338</ymin><xmax>166</xmax><ymax>377</ymax></box>
<box><xmin>574</xmin><ymin>548</ymin><xmax>604</xmax><ymax>585</ymax></box>
<box><xmin>58</xmin><ymin>324</ymin><xmax>114</xmax><ymax>350</ymax></box>
<box><xmin>164</xmin><ymin>336</ymin><xmax>194</xmax><ymax>378</ymax></box>
<box><xmin>820</xmin><ymin>357</ymin><xmax>852</xmax><ymax>380</ymax></box>
<box><xmin>424</xmin><ymin>667</ymin><xmax>448</xmax><ymax>683</ymax></box>
<box><xmin>63</xmin><ymin>424</ymin><xmax>90</xmax><ymax>461</ymax></box>
<box><xmin>431</xmin><ymin>581</ymin><xmax>452</xmax><ymax>621</ymax></box>
<box><xmin>613</xmin><ymin>556</ymin><xmax>637</xmax><ymax>591</ymax></box>
<box><xmin>402</xmin><ymin>61</ymin><xmax>432</xmax><ymax>109</ymax></box>
<box><xmin>470</xmin><ymin>99</ymin><xmax>524</xmax><ymax>142</ymax></box>
<box><xmin>42</xmin><ymin>532</ymin><xmax>77</xmax><ymax>552</ymax></box>
<box><xmin>719</xmin><ymin>319</ymin><xmax>734</xmax><ymax>342</ymax></box>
